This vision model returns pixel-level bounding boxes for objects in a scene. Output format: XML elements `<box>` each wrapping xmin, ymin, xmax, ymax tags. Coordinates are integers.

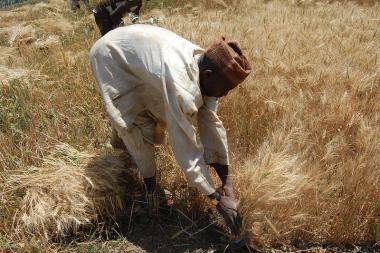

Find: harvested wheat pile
<box><xmin>5</xmin><ymin>144</ymin><xmax>137</xmax><ymax>240</ymax></box>
<box><xmin>6</xmin><ymin>24</ymin><xmax>36</xmax><ymax>46</ymax></box>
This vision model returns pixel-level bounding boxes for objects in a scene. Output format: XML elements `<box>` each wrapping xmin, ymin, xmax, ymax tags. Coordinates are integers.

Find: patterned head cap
<box><xmin>204</xmin><ymin>37</ymin><xmax>252</xmax><ymax>89</ymax></box>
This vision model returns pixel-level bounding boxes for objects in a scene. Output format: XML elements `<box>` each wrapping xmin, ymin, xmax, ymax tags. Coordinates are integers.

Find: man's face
<box><xmin>200</xmin><ymin>70</ymin><xmax>233</xmax><ymax>97</ymax></box>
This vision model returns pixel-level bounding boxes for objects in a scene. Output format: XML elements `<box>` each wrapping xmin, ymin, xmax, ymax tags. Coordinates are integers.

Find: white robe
<box><xmin>90</xmin><ymin>24</ymin><xmax>229</xmax><ymax>195</ymax></box>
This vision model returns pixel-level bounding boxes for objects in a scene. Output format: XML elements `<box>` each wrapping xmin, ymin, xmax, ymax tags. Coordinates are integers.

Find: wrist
<box><xmin>223</xmin><ymin>175</ymin><xmax>234</xmax><ymax>187</ymax></box>
<box><xmin>208</xmin><ymin>191</ymin><xmax>221</xmax><ymax>206</ymax></box>
<box><xmin>208</xmin><ymin>191</ymin><xmax>222</xmax><ymax>202</ymax></box>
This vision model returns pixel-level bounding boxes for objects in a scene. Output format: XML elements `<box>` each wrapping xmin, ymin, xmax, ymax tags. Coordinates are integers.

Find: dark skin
<box><xmin>198</xmin><ymin>59</ymin><xmax>232</xmax><ymax>98</ymax></box>
<box><xmin>198</xmin><ymin>54</ymin><xmax>236</xmax><ymax>198</ymax></box>
<box><xmin>197</xmin><ymin>55</ymin><xmax>242</xmax><ymax>236</ymax></box>
<box><xmin>199</xmin><ymin>69</ymin><xmax>231</xmax><ymax>97</ymax></box>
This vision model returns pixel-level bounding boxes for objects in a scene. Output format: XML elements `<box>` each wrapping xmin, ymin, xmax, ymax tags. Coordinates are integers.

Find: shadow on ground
<box><xmin>58</xmin><ymin>152</ymin><xmax>252</xmax><ymax>253</ymax></box>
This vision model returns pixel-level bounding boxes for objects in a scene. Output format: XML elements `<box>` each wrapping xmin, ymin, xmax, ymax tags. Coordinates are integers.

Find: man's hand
<box><xmin>217</xmin><ymin>194</ymin><xmax>242</xmax><ymax>236</ymax></box>
<box><xmin>209</xmin><ymin>191</ymin><xmax>242</xmax><ymax>236</ymax></box>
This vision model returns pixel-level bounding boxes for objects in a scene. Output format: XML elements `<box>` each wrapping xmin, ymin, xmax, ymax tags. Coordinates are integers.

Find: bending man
<box><xmin>90</xmin><ymin>24</ymin><xmax>251</xmax><ymax>235</ymax></box>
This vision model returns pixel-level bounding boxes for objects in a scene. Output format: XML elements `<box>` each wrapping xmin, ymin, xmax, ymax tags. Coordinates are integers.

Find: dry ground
<box><xmin>0</xmin><ymin>0</ymin><xmax>379</xmax><ymax>252</ymax></box>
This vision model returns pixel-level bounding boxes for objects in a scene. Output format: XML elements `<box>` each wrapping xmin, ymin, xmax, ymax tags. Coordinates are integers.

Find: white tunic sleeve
<box><xmin>160</xmin><ymin>65</ymin><xmax>216</xmax><ymax>195</ymax></box>
<box><xmin>197</xmin><ymin>97</ymin><xmax>229</xmax><ymax>165</ymax></box>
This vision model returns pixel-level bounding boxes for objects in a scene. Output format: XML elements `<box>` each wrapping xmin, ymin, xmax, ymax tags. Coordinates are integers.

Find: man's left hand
<box><xmin>217</xmin><ymin>194</ymin><xmax>242</xmax><ymax>236</ymax></box>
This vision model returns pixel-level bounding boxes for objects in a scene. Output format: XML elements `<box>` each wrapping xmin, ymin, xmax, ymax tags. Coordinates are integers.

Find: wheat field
<box><xmin>0</xmin><ymin>0</ymin><xmax>379</xmax><ymax>251</ymax></box>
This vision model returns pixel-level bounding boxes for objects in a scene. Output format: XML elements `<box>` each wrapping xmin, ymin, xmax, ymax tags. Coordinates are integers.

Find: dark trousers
<box><xmin>93</xmin><ymin>0</ymin><xmax>141</xmax><ymax>36</ymax></box>
<box><xmin>94</xmin><ymin>7</ymin><xmax>123</xmax><ymax>36</ymax></box>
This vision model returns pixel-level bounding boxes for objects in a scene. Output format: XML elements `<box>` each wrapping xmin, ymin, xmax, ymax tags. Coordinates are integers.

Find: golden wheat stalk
<box><xmin>3</xmin><ymin>144</ymin><xmax>136</xmax><ymax>240</ymax></box>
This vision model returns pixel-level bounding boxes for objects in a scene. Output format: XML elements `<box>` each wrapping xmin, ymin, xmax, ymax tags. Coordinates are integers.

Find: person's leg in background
<box><xmin>93</xmin><ymin>7</ymin><xmax>114</xmax><ymax>36</ymax></box>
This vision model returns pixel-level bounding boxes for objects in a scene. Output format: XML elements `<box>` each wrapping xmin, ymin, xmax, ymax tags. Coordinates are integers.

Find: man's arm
<box><xmin>197</xmin><ymin>97</ymin><xmax>229</xmax><ymax>163</ymax></box>
<box><xmin>160</xmin><ymin>73</ymin><xmax>216</xmax><ymax>195</ymax></box>
<box><xmin>197</xmin><ymin>97</ymin><xmax>236</xmax><ymax>196</ymax></box>
<box><xmin>197</xmin><ymin>102</ymin><xmax>242</xmax><ymax>235</ymax></box>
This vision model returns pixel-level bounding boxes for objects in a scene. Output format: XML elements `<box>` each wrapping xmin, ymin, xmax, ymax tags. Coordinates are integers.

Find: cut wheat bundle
<box><xmin>5</xmin><ymin>144</ymin><xmax>137</xmax><ymax>240</ymax></box>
